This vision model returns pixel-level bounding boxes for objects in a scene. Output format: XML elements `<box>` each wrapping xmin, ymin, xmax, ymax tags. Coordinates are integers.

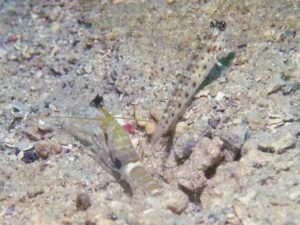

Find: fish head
<box><xmin>207</xmin><ymin>20</ymin><xmax>229</xmax><ymax>56</ymax></box>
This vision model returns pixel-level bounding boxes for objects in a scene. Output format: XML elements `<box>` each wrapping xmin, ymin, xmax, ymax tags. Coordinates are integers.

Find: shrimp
<box><xmin>64</xmin><ymin>104</ymin><xmax>162</xmax><ymax>196</ymax></box>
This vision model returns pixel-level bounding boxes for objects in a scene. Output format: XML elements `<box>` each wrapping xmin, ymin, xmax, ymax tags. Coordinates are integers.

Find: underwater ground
<box><xmin>0</xmin><ymin>0</ymin><xmax>299</xmax><ymax>224</ymax></box>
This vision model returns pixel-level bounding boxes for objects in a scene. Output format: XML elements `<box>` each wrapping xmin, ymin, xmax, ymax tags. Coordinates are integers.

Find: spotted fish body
<box><xmin>65</xmin><ymin>105</ymin><xmax>162</xmax><ymax>196</ymax></box>
<box><xmin>151</xmin><ymin>21</ymin><xmax>229</xmax><ymax>146</ymax></box>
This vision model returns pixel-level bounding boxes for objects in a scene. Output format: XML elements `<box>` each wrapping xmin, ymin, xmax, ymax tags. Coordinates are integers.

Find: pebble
<box><xmin>267</xmin><ymin>83</ymin><xmax>284</xmax><ymax>95</ymax></box>
<box><xmin>105</xmin><ymin>29</ymin><xmax>120</xmax><ymax>41</ymax></box>
<box><xmin>26</xmin><ymin>127</ymin><xmax>44</xmax><ymax>141</ymax></box>
<box><xmin>245</xmin><ymin>109</ymin><xmax>266</xmax><ymax>130</ymax></box>
<box><xmin>283</xmin><ymin>82</ymin><xmax>300</xmax><ymax>95</ymax></box>
<box><xmin>21</xmin><ymin>46</ymin><xmax>36</xmax><ymax>60</ymax></box>
<box><xmin>145</xmin><ymin>121</ymin><xmax>156</xmax><ymax>135</ymax></box>
<box><xmin>174</xmin><ymin>136</ymin><xmax>197</xmax><ymax>160</ymax></box>
<box><xmin>258</xmin><ymin>132</ymin><xmax>296</xmax><ymax>154</ymax></box>
<box><xmin>164</xmin><ymin>188</ymin><xmax>188</xmax><ymax>214</ymax></box>
<box><xmin>237</xmin><ymin>190</ymin><xmax>256</xmax><ymax>205</ymax></box>
<box><xmin>208</xmin><ymin>118</ymin><xmax>220</xmax><ymax>129</ymax></box>
<box><xmin>50</xmin><ymin>22</ymin><xmax>60</xmax><ymax>33</ymax></box>
<box><xmin>16</xmin><ymin>140</ymin><xmax>35</xmax><ymax>151</ymax></box>
<box><xmin>38</xmin><ymin>119</ymin><xmax>53</xmax><ymax>132</ymax></box>
<box><xmin>7</xmin><ymin>52</ymin><xmax>18</xmax><ymax>61</ymax></box>
<box><xmin>83</xmin><ymin>63</ymin><xmax>93</xmax><ymax>74</ymax></box>
<box><xmin>176</xmin><ymin>164</ymin><xmax>207</xmax><ymax>194</ymax></box>
<box><xmin>4</xmin><ymin>137</ymin><xmax>16</xmax><ymax>148</ymax></box>
<box><xmin>175</xmin><ymin>121</ymin><xmax>188</xmax><ymax>136</ymax></box>
<box><xmin>134</xmin><ymin>105</ymin><xmax>148</xmax><ymax>127</ymax></box>
<box><xmin>166</xmin><ymin>0</ymin><xmax>175</xmax><ymax>4</ymax></box>
<box><xmin>76</xmin><ymin>192</ymin><xmax>92</xmax><ymax>211</ymax></box>
<box><xmin>107</xmin><ymin>69</ymin><xmax>118</xmax><ymax>85</ymax></box>
<box><xmin>266</xmin><ymin>76</ymin><xmax>285</xmax><ymax>95</ymax></box>
<box><xmin>150</xmin><ymin>108</ymin><xmax>163</xmax><ymax>122</ymax></box>
<box><xmin>267</xmin><ymin>116</ymin><xmax>284</xmax><ymax>129</ymax></box>
<box><xmin>11</xmin><ymin>101</ymin><xmax>29</xmax><ymax>114</ymax></box>
<box><xmin>0</xmin><ymin>49</ymin><xmax>8</xmax><ymax>62</ymax></box>
<box><xmin>35</xmin><ymin>140</ymin><xmax>62</xmax><ymax>159</ymax></box>
<box><xmin>193</xmin><ymin>137</ymin><xmax>224</xmax><ymax>170</ymax></box>
<box><xmin>215</xmin><ymin>91</ymin><xmax>225</xmax><ymax>101</ymax></box>
<box><xmin>219</xmin><ymin>124</ymin><xmax>249</xmax><ymax>161</ymax></box>
<box><xmin>30</xmin><ymin>85</ymin><xmax>39</xmax><ymax>92</ymax></box>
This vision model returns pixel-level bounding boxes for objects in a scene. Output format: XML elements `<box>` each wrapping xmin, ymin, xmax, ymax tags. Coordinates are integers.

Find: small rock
<box><xmin>26</xmin><ymin>127</ymin><xmax>44</xmax><ymax>141</ymax></box>
<box><xmin>267</xmin><ymin>115</ymin><xmax>284</xmax><ymax>129</ymax></box>
<box><xmin>0</xmin><ymin>180</ymin><xmax>4</xmax><ymax>192</ymax></box>
<box><xmin>219</xmin><ymin>124</ymin><xmax>249</xmax><ymax>161</ymax></box>
<box><xmin>282</xmin><ymin>82</ymin><xmax>300</xmax><ymax>95</ymax></box>
<box><xmin>176</xmin><ymin>164</ymin><xmax>207</xmax><ymax>194</ymax></box>
<box><xmin>11</xmin><ymin>101</ymin><xmax>29</xmax><ymax>115</ymax></box>
<box><xmin>30</xmin><ymin>85</ymin><xmax>39</xmax><ymax>92</ymax></box>
<box><xmin>245</xmin><ymin>109</ymin><xmax>266</xmax><ymax>130</ymax></box>
<box><xmin>0</xmin><ymin>49</ymin><xmax>8</xmax><ymax>62</ymax></box>
<box><xmin>150</xmin><ymin>108</ymin><xmax>163</xmax><ymax>122</ymax></box>
<box><xmin>215</xmin><ymin>91</ymin><xmax>225</xmax><ymax>101</ymax></box>
<box><xmin>105</xmin><ymin>29</ymin><xmax>120</xmax><ymax>41</ymax></box>
<box><xmin>84</xmin><ymin>220</ymin><xmax>96</xmax><ymax>225</ymax></box>
<box><xmin>38</xmin><ymin>119</ymin><xmax>53</xmax><ymax>132</ymax></box>
<box><xmin>112</xmin><ymin>0</ymin><xmax>124</xmax><ymax>4</ymax></box>
<box><xmin>7</xmin><ymin>52</ymin><xmax>18</xmax><ymax>61</ymax></box>
<box><xmin>266</xmin><ymin>76</ymin><xmax>285</xmax><ymax>95</ymax></box>
<box><xmin>258</xmin><ymin>132</ymin><xmax>296</xmax><ymax>154</ymax></box>
<box><xmin>134</xmin><ymin>105</ymin><xmax>148</xmax><ymax>127</ymax></box>
<box><xmin>166</xmin><ymin>0</ymin><xmax>175</xmax><ymax>4</ymax></box>
<box><xmin>21</xmin><ymin>46</ymin><xmax>36</xmax><ymax>60</ymax></box>
<box><xmin>226</xmin><ymin>213</ymin><xmax>241</xmax><ymax>225</ymax></box>
<box><xmin>174</xmin><ymin>137</ymin><xmax>196</xmax><ymax>160</ymax></box>
<box><xmin>76</xmin><ymin>193</ymin><xmax>92</xmax><ymax>211</ymax></box>
<box><xmin>107</xmin><ymin>69</ymin><xmax>118</xmax><ymax>85</ymax></box>
<box><xmin>145</xmin><ymin>121</ymin><xmax>156</xmax><ymax>135</ymax></box>
<box><xmin>164</xmin><ymin>188</ymin><xmax>188</xmax><ymax>214</ymax></box>
<box><xmin>83</xmin><ymin>63</ymin><xmax>93</xmax><ymax>74</ymax></box>
<box><xmin>174</xmin><ymin>118</ymin><xmax>213</xmax><ymax>160</ymax></box>
<box><xmin>16</xmin><ymin>140</ymin><xmax>35</xmax><ymax>151</ymax></box>
<box><xmin>267</xmin><ymin>83</ymin><xmax>284</xmax><ymax>95</ymax></box>
<box><xmin>50</xmin><ymin>65</ymin><xmax>63</xmax><ymax>76</ymax></box>
<box><xmin>192</xmin><ymin>137</ymin><xmax>224</xmax><ymax>170</ymax></box>
<box><xmin>4</xmin><ymin>204</ymin><xmax>15</xmax><ymax>216</ymax></box>
<box><xmin>175</xmin><ymin>121</ymin><xmax>188</xmax><ymax>136</ymax></box>
<box><xmin>236</xmin><ymin>190</ymin><xmax>256</xmax><ymax>205</ymax></box>
<box><xmin>35</xmin><ymin>140</ymin><xmax>62</xmax><ymax>159</ymax></box>
<box><xmin>50</xmin><ymin>22</ymin><xmax>60</xmax><ymax>33</ymax></box>
<box><xmin>208</xmin><ymin>118</ymin><xmax>220</xmax><ymax>129</ymax></box>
